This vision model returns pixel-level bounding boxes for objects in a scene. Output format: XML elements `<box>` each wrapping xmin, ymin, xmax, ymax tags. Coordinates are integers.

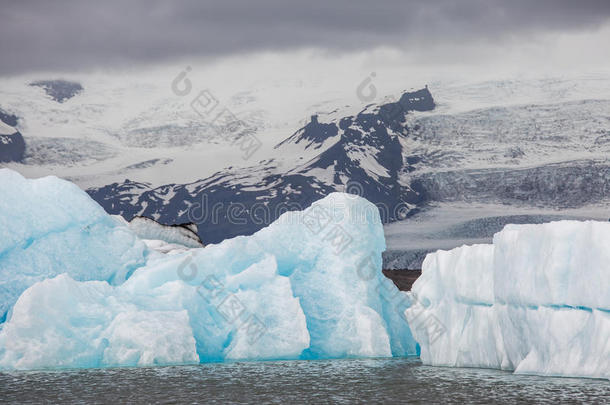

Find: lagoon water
<box><xmin>1</xmin><ymin>358</ymin><xmax>608</xmax><ymax>404</ymax></box>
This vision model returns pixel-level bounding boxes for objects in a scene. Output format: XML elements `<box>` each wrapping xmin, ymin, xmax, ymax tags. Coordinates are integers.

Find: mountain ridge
<box><xmin>87</xmin><ymin>87</ymin><xmax>436</xmax><ymax>244</ymax></box>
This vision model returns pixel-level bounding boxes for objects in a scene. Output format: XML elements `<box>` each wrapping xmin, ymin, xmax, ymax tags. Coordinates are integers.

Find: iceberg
<box><xmin>0</xmin><ymin>169</ymin><xmax>150</xmax><ymax>323</ymax></box>
<box><xmin>405</xmin><ymin>221</ymin><xmax>610</xmax><ymax>380</ymax></box>
<box><xmin>3</xmin><ymin>168</ymin><xmax>607</xmax><ymax>377</ymax></box>
<box><xmin>0</xmin><ymin>169</ymin><xmax>415</xmax><ymax>370</ymax></box>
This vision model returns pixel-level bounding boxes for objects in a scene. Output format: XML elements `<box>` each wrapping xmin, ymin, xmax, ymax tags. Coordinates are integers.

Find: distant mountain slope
<box><xmin>0</xmin><ymin>120</ymin><xmax>25</xmax><ymax>163</ymax></box>
<box><xmin>0</xmin><ymin>109</ymin><xmax>18</xmax><ymax>127</ymax></box>
<box><xmin>29</xmin><ymin>80</ymin><xmax>83</xmax><ymax>103</ymax></box>
<box><xmin>382</xmin><ymin>203</ymin><xmax>610</xmax><ymax>269</ymax></box>
<box><xmin>413</xmin><ymin>159</ymin><xmax>610</xmax><ymax>208</ymax></box>
<box><xmin>87</xmin><ymin>88</ymin><xmax>436</xmax><ymax>244</ymax></box>
<box><xmin>86</xmin><ymin>86</ymin><xmax>610</xmax><ymax>246</ymax></box>
<box><xmin>5</xmin><ymin>73</ymin><xmax>610</xmax><ymax>256</ymax></box>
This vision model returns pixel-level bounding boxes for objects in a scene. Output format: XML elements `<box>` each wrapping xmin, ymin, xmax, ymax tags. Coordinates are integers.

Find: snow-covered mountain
<box><xmin>2</xmin><ymin>68</ymin><xmax>610</xmax><ymax>261</ymax></box>
<box><xmin>88</xmin><ymin>88</ymin><xmax>436</xmax><ymax>244</ymax></box>
<box><xmin>86</xmin><ymin>83</ymin><xmax>610</xmax><ymax>248</ymax></box>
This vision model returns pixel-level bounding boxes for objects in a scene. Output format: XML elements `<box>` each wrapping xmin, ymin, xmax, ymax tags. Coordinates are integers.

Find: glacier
<box><xmin>405</xmin><ymin>221</ymin><xmax>610</xmax><ymax>380</ymax></box>
<box><xmin>0</xmin><ymin>169</ymin><xmax>415</xmax><ymax>370</ymax></box>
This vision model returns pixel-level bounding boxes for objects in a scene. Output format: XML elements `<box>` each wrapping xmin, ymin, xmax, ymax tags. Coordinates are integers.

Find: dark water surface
<box><xmin>1</xmin><ymin>358</ymin><xmax>608</xmax><ymax>404</ymax></box>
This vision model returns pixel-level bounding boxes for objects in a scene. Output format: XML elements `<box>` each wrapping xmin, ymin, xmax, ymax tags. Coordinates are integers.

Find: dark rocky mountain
<box><xmin>0</xmin><ymin>109</ymin><xmax>18</xmax><ymax>127</ymax></box>
<box><xmin>0</xmin><ymin>131</ymin><xmax>25</xmax><ymax>163</ymax></box>
<box><xmin>88</xmin><ymin>161</ymin><xmax>337</xmax><ymax>244</ymax></box>
<box><xmin>87</xmin><ymin>88</ymin><xmax>436</xmax><ymax>244</ymax></box>
<box><xmin>30</xmin><ymin>80</ymin><xmax>83</xmax><ymax>103</ymax></box>
<box><xmin>0</xmin><ymin>110</ymin><xmax>25</xmax><ymax>163</ymax></box>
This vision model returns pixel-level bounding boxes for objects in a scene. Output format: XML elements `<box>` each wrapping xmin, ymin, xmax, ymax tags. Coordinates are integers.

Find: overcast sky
<box><xmin>1</xmin><ymin>0</ymin><xmax>610</xmax><ymax>76</ymax></box>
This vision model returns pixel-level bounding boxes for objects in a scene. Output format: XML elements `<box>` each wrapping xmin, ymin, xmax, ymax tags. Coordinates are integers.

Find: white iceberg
<box><xmin>0</xmin><ymin>169</ymin><xmax>415</xmax><ymax>369</ymax></box>
<box><xmin>405</xmin><ymin>221</ymin><xmax>610</xmax><ymax>380</ymax></box>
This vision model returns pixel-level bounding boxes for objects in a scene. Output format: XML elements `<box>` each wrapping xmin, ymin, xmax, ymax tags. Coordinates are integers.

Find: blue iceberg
<box><xmin>0</xmin><ymin>169</ymin><xmax>415</xmax><ymax>370</ymax></box>
<box><xmin>0</xmin><ymin>169</ymin><xmax>149</xmax><ymax>323</ymax></box>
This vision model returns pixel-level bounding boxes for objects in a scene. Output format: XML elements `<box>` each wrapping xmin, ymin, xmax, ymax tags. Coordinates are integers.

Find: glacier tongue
<box><xmin>406</xmin><ymin>221</ymin><xmax>610</xmax><ymax>380</ymax></box>
<box><xmin>0</xmin><ymin>169</ymin><xmax>415</xmax><ymax>369</ymax></box>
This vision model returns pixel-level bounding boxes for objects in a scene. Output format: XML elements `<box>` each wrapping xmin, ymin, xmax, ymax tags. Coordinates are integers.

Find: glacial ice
<box><xmin>0</xmin><ymin>169</ymin><xmax>149</xmax><ymax>323</ymax></box>
<box><xmin>0</xmin><ymin>169</ymin><xmax>414</xmax><ymax>369</ymax></box>
<box><xmin>123</xmin><ymin>216</ymin><xmax>204</xmax><ymax>249</ymax></box>
<box><xmin>405</xmin><ymin>221</ymin><xmax>610</xmax><ymax>380</ymax></box>
<box><xmin>5</xmin><ymin>169</ymin><xmax>605</xmax><ymax>378</ymax></box>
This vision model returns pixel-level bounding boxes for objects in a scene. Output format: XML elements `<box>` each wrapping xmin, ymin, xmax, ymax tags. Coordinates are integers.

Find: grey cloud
<box><xmin>1</xmin><ymin>0</ymin><xmax>609</xmax><ymax>75</ymax></box>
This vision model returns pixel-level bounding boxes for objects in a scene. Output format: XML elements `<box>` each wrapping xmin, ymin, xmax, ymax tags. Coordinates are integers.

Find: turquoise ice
<box><xmin>0</xmin><ymin>169</ymin><xmax>149</xmax><ymax>323</ymax></box>
<box><xmin>0</xmin><ymin>170</ymin><xmax>415</xmax><ymax>369</ymax></box>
